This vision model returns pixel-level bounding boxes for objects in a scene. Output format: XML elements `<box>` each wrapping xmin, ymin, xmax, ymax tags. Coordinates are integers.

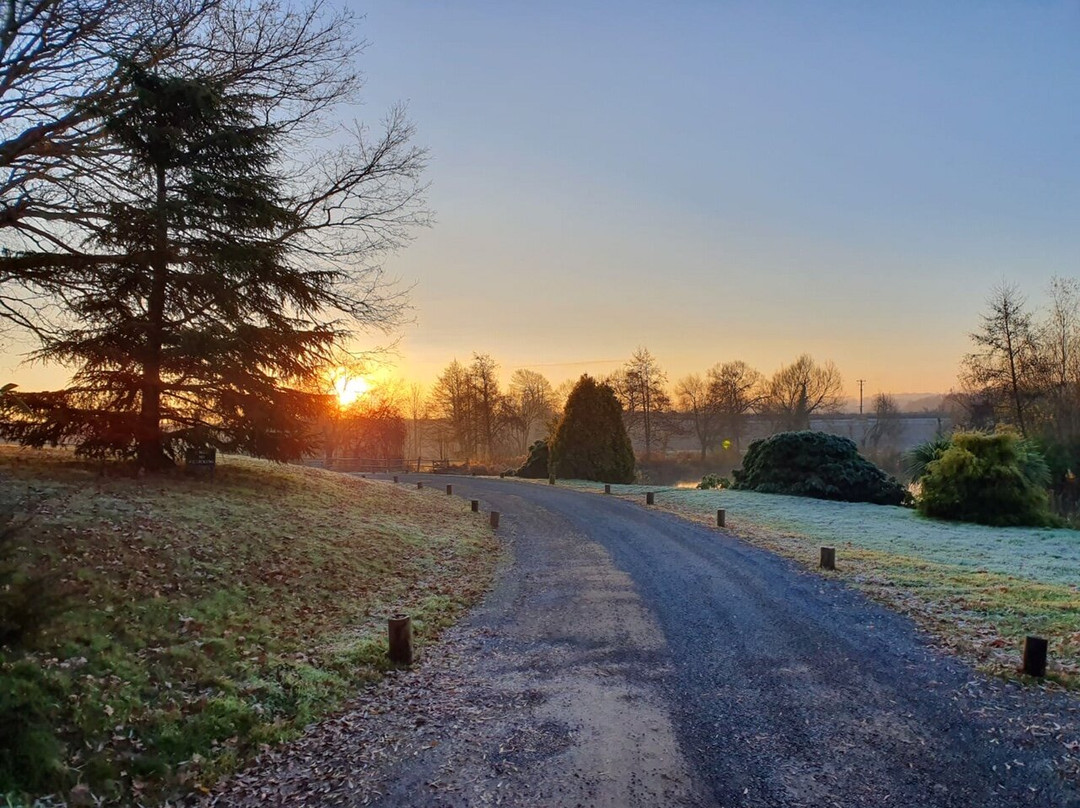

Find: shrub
<box><xmin>515</xmin><ymin>439</ymin><xmax>550</xmax><ymax>479</ymax></box>
<box><xmin>732</xmin><ymin>431</ymin><xmax>908</xmax><ymax>505</ymax></box>
<box><xmin>916</xmin><ymin>430</ymin><xmax>1056</xmax><ymax>527</ymax></box>
<box><xmin>697</xmin><ymin>474</ymin><xmax>731</xmax><ymax>490</ymax></box>
<box><xmin>902</xmin><ymin>434</ymin><xmax>952</xmax><ymax>482</ymax></box>
<box><xmin>550</xmin><ymin>375</ymin><xmax>634</xmax><ymax>484</ymax></box>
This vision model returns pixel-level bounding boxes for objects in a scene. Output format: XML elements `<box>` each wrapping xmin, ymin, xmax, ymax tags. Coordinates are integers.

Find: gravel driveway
<box><xmin>203</xmin><ymin>476</ymin><xmax>1080</xmax><ymax>808</ymax></box>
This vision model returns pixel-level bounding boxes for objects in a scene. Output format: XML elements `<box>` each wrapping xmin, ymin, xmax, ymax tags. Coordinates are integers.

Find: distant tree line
<box><xmin>387</xmin><ymin>348</ymin><xmax>857</xmax><ymax>466</ymax></box>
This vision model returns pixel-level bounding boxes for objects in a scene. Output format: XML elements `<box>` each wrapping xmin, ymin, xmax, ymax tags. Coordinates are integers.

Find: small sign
<box><xmin>185</xmin><ymin>446</ymin><xmax>216</xmax><ymax>477</ymax></box>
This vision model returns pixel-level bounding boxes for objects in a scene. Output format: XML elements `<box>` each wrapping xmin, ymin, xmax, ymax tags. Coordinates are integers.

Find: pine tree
<box><xmin>550</xmin><ymin>375</ymin><xmax>635</xmax><ymax>483</ymax></box>
<box><xmin>3</xmin><ymin>66</ymin><xmax>348</xmax><ymax>467</ymax></box>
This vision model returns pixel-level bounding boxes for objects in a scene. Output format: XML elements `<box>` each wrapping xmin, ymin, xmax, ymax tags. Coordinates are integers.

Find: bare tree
<box><xmin>406</xmin><ymin>382</ymin><xmax>425</xmax><ymax>462</ymax></box>
<box><xmin>763</xmin><ymin>354</ymin><xmax>843</xmax><ymax>432</ymax></box>
<box><xmin>506</xmin><ymin>368</ymin><xmax>554</xmax><ymax>454</ymax></box>
<box><xmin>430</xmin><ymin>359</ymin><xmax>474</xmax><ymax>458</ymax></box>
<box><xmin>613</xmin><ymin>347</ymin><xmax>670</xmax><ymax>459</ymax></box>
<box><xmin>864</xmin><ymin>392</ymin><xmax>903</xmax><ymax>451</ymax></box>
<box><xmin>674</xmin><ymin>373</ymin><xmax>717</xmax><ymax>460</ymax></box>
<box><xmin>708</xmin><ymin>360</ymin><xmax>764</xmax><ymax>450</ymax></box>
<box><xmin>469</xmin><ymin>353</ymin><xmax>504</xmax><ymax>461</ymax></box>
<box><xmin>962</xmin><ymin>283</ymin><xmax>1040</xmax><ymax>437</ymax></box>
<box><xmin>1036</xmin><ymin>276</ymin><xmax>1080</xmax><ymax>441</ymax></box>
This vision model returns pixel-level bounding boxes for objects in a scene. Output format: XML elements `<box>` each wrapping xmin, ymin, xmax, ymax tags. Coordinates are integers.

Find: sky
<box><xmin>4</xmin><ymin>1</ymin><xmax>1079</xmax><ymax>402</ymax></box>
<box><xmin>346</xmin><ymin>0</ymin><xmax>1080</xmax><ymax>399</ymax></box>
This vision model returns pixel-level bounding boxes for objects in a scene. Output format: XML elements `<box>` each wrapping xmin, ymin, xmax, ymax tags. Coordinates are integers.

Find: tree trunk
<box><xmin>137</xmin><ymin>162</ymin><xmax>170</xmax><ymax>470</ymax></box>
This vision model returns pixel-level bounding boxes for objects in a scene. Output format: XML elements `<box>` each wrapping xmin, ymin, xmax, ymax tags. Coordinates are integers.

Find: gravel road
<box><xmin>204</xmin><ymin>476</ymin><xmax>1080</xmax><ymax>808</ymax></box>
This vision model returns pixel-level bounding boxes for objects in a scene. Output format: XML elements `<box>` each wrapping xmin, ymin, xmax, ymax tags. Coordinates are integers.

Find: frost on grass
<box><xmin>558</xmin><ymin>479</ymin><xmax>1080</xmax><ymax>587</ymax></box>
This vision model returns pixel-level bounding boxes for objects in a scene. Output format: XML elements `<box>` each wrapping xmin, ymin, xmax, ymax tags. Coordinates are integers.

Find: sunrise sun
<box><xmin>331</xmin><ymin>370</ymin><xmax>371</xmax><ymax>407</ymax></box>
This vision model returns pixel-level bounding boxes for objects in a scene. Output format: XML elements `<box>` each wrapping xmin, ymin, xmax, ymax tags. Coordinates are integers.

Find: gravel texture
<box><xmin>200</xmin><ymin>475</ymin><xmax>1080</xmax><ymax>808</ymax></box>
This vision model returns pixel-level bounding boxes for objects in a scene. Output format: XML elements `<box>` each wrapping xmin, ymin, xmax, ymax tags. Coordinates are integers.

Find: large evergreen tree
<box><xmin>2</xmin><ymin>67</ymin><xmax>353</xmax><ymax>467</ymax></box>
<box><xmin>550</xmin><ymin>375</ymin><xmax>635</xmax><ymax>483</ymax></box>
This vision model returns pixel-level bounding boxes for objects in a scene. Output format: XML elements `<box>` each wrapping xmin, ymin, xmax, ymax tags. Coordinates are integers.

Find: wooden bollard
<box><xmin>446</xmin><ymin>484</ymin><xmax>453</xmax><ymax>495</ymax></box>
<box><xmin>471</xmin><ymin>499</ymin><xmax>479</xmax><ymax>512</ymax></box>
<box><xmin>820</xmin><ymin>547</ymin><xmax>836</xmax><ymax>570</ymax></box>
<box><xmin>604</xmin><ymin>484</ymin><xmax>611</xmax><ymax>494</ymax></box>
<box><xmin>393</xmin><ymin>475</ymin><xmax>399</xmax><ymax>483</ymax></box>
<box><xmin>548</xmin><ymin>473</ymin><xmax>555</xmax><ymax>485</ymax></box>
<box><xmin>417</xmin><ymin>482</ymin><xmax>423</xmax><ymax>490</ymax></box>
<box><xmin>388</xmin><ymin>614</ymin><xmax>413</xmax><ymax>665</ymax></box>
<box><xmin>490</xmin><ymin>511</ymin><xmax>500</xmax><ymax>529</ymax></box>
<box><xmin>717</xmin><ymin>508</ymin><xmax>726</xmax><ymax>527</ymax></box>
<box><xmin>1023</xmin><ymin>635</ymin><xmax>1048</xmax><ymax>677</ymax></box>
<box><xmin>646</xmin><ymin>492</ymin><xmax>655</xmax><ymax>505</ymax></box>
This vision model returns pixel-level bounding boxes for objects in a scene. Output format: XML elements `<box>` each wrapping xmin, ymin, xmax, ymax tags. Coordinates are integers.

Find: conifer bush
<box><xmin>913</xmin><ymin>431</ymin><xmax>1056</xmax><ymax>526</ymax></box>
<box><xmin>550</xmin><ymin>376</ymin><xmax>635</xmax><ymax>484</ymax></box>
<box><xmin>732</xmin><ymin>431</ymin><xmax>907</xmax><ymax>505</ymax></box>
<box><xmin>515</xmin><ymin>439</ymin><xmax>550</xmax><ymax>479</ymax></box>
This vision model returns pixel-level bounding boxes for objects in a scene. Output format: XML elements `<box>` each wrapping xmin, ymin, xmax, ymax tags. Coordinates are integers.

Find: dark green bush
<box><xmin>550</xmin><ymin>375</ymin><xmax>634</xmax><ymax>484</ymax></box>
<box><xmin>515</xmin><ymin>439</ymin><xmax>550</xmax><ymax>479</ymax></box>
<box><xmin>732</xmin><ymin>431</ymin><xmax>908</xmax><ymax>505</ymax></box>
<box><xmin>697</xmin><ymin>474</ymin><xmax>730</xmax><ymax>490</ymax></box>
<box><xmin>0</xmin><ymin>660</ymin><xmax>68</xmax><ymax>797</ymax></box>
<box><xmin>916</xmin><ymin>431</ymin><xmax>1057</xmax><ymax>527</ymax></box>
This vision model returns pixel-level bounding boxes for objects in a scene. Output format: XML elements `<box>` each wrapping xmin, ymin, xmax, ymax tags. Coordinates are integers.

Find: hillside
<box><xmin>0</xmin><ymin>449</ymin><xmax>497</xmax><ymax>805</ymax></box>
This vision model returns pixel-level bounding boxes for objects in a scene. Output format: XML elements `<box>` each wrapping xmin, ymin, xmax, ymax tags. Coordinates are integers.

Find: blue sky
<box><xmin>340</xmin><ymin>1</ymin><xmax>1080</xmax><ymax>397</ymax></box>
<box><xmin>4</xmin><ymin>1</ymin><xmax>1077</xmax><ymax>399</ymax></box>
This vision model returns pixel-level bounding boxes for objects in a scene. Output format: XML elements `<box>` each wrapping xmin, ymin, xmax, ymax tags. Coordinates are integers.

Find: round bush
<box><xmin>917</xmin><ymin>431</ymin><xmax>1056</xmax><ymax>527</ymax></box>
<box><xmin>732</xmin><ymin>431</ymin><xmax>908</xmax><ymax>505</ymax></box>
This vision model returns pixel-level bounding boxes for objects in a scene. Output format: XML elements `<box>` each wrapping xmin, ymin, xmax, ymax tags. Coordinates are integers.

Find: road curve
<box><xmin>207</xmin><ymin>474</ymin><xmax>1080</xmax><ymax>808</ymax></box>
<box><xmin>425</xmin><ymin>476</ymin><xmax>1080</xmax><ymax>808</ymax></box>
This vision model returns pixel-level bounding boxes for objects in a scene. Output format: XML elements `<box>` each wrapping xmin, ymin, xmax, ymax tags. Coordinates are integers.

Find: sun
<box><xmin>331</xmin><ymin>370</ymin><xmax>371</xmax><ymax>407</ymax></box>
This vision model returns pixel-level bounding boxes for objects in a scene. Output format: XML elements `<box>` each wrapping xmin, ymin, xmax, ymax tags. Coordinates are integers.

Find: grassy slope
<box><xmin>543</xmin><ymin>479</ymin><xmax>1080</xmax><ymax>688</ymax></box>
<box><xmin>0</xmin><ymin>449</ymin><xmax>497</xmax><ymax>805</ymax></box>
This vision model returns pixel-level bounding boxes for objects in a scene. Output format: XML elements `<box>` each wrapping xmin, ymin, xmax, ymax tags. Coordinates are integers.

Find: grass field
<box><xmin>0</xmin><ymin>449</ymin><xmax>498</xmax><ymax>805</ymax></box>
<box><xmin>546</xmin><ymin>478</ymin><xmax>1080</xmax><ymax>688</ymax></box>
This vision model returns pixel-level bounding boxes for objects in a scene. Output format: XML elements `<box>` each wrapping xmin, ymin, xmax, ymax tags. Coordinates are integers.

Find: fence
<box><xmin>304</xmin><ymin>457</ymin><xmax>453</xmax><ymax>473</ymax></box>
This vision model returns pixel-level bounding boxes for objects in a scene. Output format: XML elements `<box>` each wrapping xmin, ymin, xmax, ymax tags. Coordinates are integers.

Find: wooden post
<box><xmin>717</xmin><ymin>509</ymin><xmax>726</xmax><ymax>527</ymax></box>
<box><xmin>646</xmin><ymin>492</ymin><xmax>655</xmax><ymax>505</ymax></box>
<box><xmin>604</xmin><ymin>484</ymin><xmax>611</xmax><ymax>494</ymax></box>
<box><xmin>393</xmin><ymin>475</ymin><xmax>399</xmax><ymax>483</ymax></box>
<box><xmin>820</xmin><ymin>547</ymin><xmax>836</xmax><ymax>570</ymax></box>
<box><xmin>417</xmin><ymin>482</ymin><xmax>423</xmax><ymax>490</ymax></box>
<box><xmin>1023</xmin><ymin>636</ymin><xmax>1048</xmax><ymax>677</ymax></box>
<box><xmin>446</xmin><ymin>484</ymin><xmax>453</xmax><ymax>495</ymax></box>
<box><xmin>388</xmin><ymin>614</ymin><xmax>413</xmax><ymax>665</ymax></box>
<box><xmin>548</xmin><ymin>472</ymin><xmax>555</xmax><ymax>485</ymax></box>
<box><xmin>471</xmin><ymin>499</ymin><xmax>479</xmax><ymax>512</ymax></box>
<box><xmin>490</xmin><ymin>511</ymin><xmax>500</xmax><ymax>529</ymax></box>
<box><xmin>499</xmin><ymin>472</ymin><xmax>505</xmax><ymax>478</ymax></box>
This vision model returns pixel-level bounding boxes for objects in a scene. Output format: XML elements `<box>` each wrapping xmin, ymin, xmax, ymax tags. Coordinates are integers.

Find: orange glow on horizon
<box><xmin>331</xmin><ymin>369</ymin><xmax>372</xmax><ymax>408</ymax></box>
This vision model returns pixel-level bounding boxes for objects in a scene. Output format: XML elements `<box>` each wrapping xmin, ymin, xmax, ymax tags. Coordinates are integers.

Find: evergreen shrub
<box><xmin>732</xmin><ymin>431</ymin><xmax>907</xmax><ymax>505</ymax></box>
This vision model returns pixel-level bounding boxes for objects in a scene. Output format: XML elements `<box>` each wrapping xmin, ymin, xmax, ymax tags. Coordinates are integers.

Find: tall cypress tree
<box><xmin>550</xmin><ymin>375</ymin><xmax>635</xmax><ymax>484</ymax></box>
<box><xmin>4</xmin><ymin>66</ymin><xmax>345</xmax><ymax>467</ymax></box>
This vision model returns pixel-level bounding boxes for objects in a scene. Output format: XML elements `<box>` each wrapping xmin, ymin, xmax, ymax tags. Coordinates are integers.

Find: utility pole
<box><xmin>857</xmin><ymin>379</ymin><xmax>866</xmax><ymax>415</ymax></box>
